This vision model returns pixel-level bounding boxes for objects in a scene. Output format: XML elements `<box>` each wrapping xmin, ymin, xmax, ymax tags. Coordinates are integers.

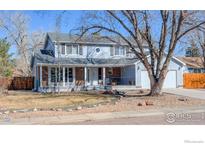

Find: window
<box><xmin>61</xmin><ymin>44</ymin><xmax>65</xmax><ymax>55</ymax></box>
<box><xmin>98</xmin><ymin>68</ymin><xmax>102</xmax><ymax>80</ymax></box>
<box><xmin>194</xmin><ymin>68</ymin><xmax>202</xmax><ymax>73</ymax></box>
<box><xmin>96</xmin><ymin>47</ymin><xmax>101</xmax><ymax>53</ymax></box>
<box><xmin>66</xmin><ymin>44</ymin><xmax>80</xmax><ymax>55</ymax></box>
<box><xmin>51</xmin><ymin>67</ymin><xmax>56</xmax><ymax>82</ymax></box>
<box><xmin>110</xmin><ymin>46</ymin><xmax>114</xmax><ymax>56</ymax></box>
<box><xmin>66</xmin><ymin>45</ymin><xmax>72</xmax><ymax>54</ymax></box>
<box><xmin>115</xmin><ymin>46</ymin><xmax>125</xmax><ymax>56</ymax></box>
<box><xmin>65</xmin><ymin>68</ymin><xmax>68</xmax><ymax>82</ymax></box>
<box><xmin>72</xmin><ymin>45</ymin><xmax>78</xmax><ymax>54</ymax></box>
<box><xmin>69</xmin><ymin>68</ymin><xmax>73</xmax><ymax>82</ymax></box>
<box><xmin>79</xmin><ymin>45</ymin><xmax>83</xmax><ymax>55</ymax></box>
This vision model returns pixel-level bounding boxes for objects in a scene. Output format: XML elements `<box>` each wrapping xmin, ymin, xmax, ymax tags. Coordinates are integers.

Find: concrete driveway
<box><xmin>163</xmin><ymin>88</ymin><xmax>205</xmax><ymax>100</ymax></box>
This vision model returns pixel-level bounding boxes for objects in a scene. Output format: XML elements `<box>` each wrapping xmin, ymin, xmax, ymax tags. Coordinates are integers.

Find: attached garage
<box><xmin>141</xmin><ymin>70</ymin><xmax>177</xmax><ymax>89</ymax></box>
<box><xmin>135</xmin><ymin>55</ymin><xmax>186</xmax><ymax>89</ymax></box>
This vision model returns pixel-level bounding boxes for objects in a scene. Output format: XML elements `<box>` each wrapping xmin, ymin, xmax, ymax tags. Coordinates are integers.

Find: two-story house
<box><xmin>32</xmin><ymin>32</ymin><xmax>185</xmax><ymax>92</ymax></box>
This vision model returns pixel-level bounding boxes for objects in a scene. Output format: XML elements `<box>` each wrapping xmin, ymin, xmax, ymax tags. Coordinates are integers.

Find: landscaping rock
<box><xmin>57</xmin><ymin>108</ymin><xmax>62</xmax><ymax>111</ymax></box>
<box><xmin>12</xmin><ymin>110</ymin><xmax>17</xmax><ymax>113</ymax></box>
<box><xmin>137</xmin><ymin>103</ymin><xmax>143</xmax><ymax>106</ymax></box>
<box><xmin>76</xmin><ymin>106</ymin><xmax>82</xmax><ymax>110</ymax></box>
<box><xmin>50</xmin><ymin>108</ymin><xmax>56</xmax><ymax>111</ymax></box>
<box><xmin>114</xmin><ymin>101</ymin><xmax>118</xmax><ymax>105</ymax></box>
<box><xmin>33</xmin><ymin>108</ymin><xmax>38</xmax><ymax>112</ymax></box>
<box><xmin>145</xmin><ymin>101</ymin><xmax>154</xmax><ymax>106</ymax></box>
<box><xmin>178</xmin><ymin>98</ymin><xmax>188</xmax><ymax>101</ymax></box>
<box><xmin>67</xmin><ymin>109</ymin><xmax>73</xmax><ymax>112</ymax></box>
<box><xmin>4</xmin><ymin>111</ymin><xmax>10</xmax><ymax>114</ymax></box>
<box><xmin>138</xmin><ymin>102</ymin><xmax>146</xmax><ymax>106</ymax></box>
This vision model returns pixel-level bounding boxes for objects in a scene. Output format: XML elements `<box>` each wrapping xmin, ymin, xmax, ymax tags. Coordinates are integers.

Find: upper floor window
<box><xmin>72</xmin><ymin>45</ymin><xmax>78</xmax><ymax>54</ymax></box>
<box><xmin>65</xmin><ymin>44</ymin><xmax>80</xmax><ymax>55</ymax></box>
<box><xmin>61</xmin><ymin>44</ymin><xmax>65</xmax><ymax>55</ymax></box>
<box><xmin>115</xmin><ymin>46</ymin><xmax>125</xmax><ymax>56</ymax></box>
<box><xmin>95</xmin><ymin>47</ymin><xmax>101</xmax><ymax>53</ymax></box>
<box><xmin>66</xmin><ymin>45</ymin><xmax>72</xmax><ymax>54</ymax></box>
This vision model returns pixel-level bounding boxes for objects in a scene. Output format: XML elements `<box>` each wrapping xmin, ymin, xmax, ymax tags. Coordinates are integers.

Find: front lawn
<box><xmin>0</xmin><ymin>91</ymin><xmax>115</xmax><ymax>110</ymax></box>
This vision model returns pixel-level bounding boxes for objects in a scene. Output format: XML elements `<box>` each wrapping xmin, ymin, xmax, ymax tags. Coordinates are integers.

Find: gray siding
<box><xmin>135</xmin><ymin>56</ymin><xmax>185</xmax><ymax>87</ymax></box>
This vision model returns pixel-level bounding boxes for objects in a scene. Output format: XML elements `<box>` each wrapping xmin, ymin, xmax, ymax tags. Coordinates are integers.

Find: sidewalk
<box><xmin>163</xmin><ymin>88</ymin><xmax>205</xmax><ymax>100</ymax></box>
<box><xmin>1</xmin><ymin>105</ymin><xmax>205</xmax><ymax>124</ymax></box>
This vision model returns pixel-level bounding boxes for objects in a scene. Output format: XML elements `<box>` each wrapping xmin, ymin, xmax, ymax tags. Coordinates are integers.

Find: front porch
<box><xmin>34</xmin><ymin>64</ymin><xmax>136</xmax><ymax>92</ymax></box>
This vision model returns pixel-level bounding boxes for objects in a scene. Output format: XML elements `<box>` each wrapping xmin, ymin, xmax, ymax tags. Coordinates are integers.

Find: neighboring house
<box><xmin>32</xmin><ymin>32</ymin><xmax>185</xmax><ymax>92</ymax></box>
<box><xmin>177</xmin><ymin>57</ymin><xmax>205</xmax><ymax>73</ymax></box>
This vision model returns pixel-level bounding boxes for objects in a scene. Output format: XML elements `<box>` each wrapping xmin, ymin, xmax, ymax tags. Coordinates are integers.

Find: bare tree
<box><xmin>0</xmin><ymin>12</ymin><xmax>44</xmax><ymax>77</ymax></box>
<box><xmin>74</xmin><ymin>10</ymin><xmax>205</xmax><ymax>96</ymax></box>
<box><xmin>54</xmin><ymin>11</ymin><xmax>66</xmax><ymax>94</ymax></box>
<box><xmin>192</xmin><ymin>29</ymin><xmax>205</xmax><ymax>70</ymax></box>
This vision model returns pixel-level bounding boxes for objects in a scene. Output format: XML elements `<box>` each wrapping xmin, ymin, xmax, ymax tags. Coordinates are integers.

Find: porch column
<box><xmin>67</xmin><ymin>67</ymin><xmax>69</xmax><ymax>86</ymax></box>
<box><xmin>103</xmin><ymin>67</ymin><xmax>106</xmax><ymax>86</ymax></box>
<box><xmin>40</xmin><ymin>65</ymin><xmax>42</xmax><ymax>88</ymax></box>
<box><xmin>55</xmin><ymin>67</ymin><xmax>57</xmax><ymax>85</ymax></box>
<box><xmin>35</xmin><ymin>65</ymin><xmax>38</xmax><ymax>90</ymax></box>
<box><xmin>84</xmin><ymin>67</ymin><xmax>87</xmax><ymax>86</ymax></box>
<box><xmin>63</xmin><ymin>67</ymin><xmax>65</xmax><ymax>86</ymax></box>
<box><xmin>48</xmin><ymin>66</ymin><xmax>51</xmax><ymax>87</ymax></box>
<box><xmin>135</xmin><ymin>64</ymin><xmax>138</xmax><ymax>87</ymax></box>
<box><xmin>73</xmin><ymin>67</ymin><xmax>76</xmax><ymax>85</ymax></box>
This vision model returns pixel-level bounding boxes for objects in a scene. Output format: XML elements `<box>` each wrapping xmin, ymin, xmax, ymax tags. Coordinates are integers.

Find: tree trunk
<box><xmin>148</xmin><ymin>74</ymin><xmax>166</xmax><ymax>96</ymax></box>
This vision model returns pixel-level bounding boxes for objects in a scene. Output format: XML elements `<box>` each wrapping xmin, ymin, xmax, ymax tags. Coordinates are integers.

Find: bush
<box><xmin>0</xmin><ymin>77</ymin><xmax>11</xmax><ymax>95</ymax></box>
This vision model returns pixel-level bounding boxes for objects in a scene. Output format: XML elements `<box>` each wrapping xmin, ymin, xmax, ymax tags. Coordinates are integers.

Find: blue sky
<box><xmin>0</xmin><ymin>10</ymin><xmax>84</xmax><ymax>55</ymax></box>
<box><xmin>23</xmin><ymin>11</ymin><xmax>83</xmax><ymax>33</ymax></box>
<box><xmin>0</xmin><ymin>10</ymin><xmax>186</xmax><ymax>56</ymax></box>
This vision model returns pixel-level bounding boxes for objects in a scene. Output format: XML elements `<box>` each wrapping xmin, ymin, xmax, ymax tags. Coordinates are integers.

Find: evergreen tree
<box><xmin>185</xmin><ymin>40</ymin><xmax>201</xmax><ymax>57</ymax></box>
<box><xmin>0</xmin><ymin>39</ymin><xmax>13</xmax><ymax>77</ymax></box>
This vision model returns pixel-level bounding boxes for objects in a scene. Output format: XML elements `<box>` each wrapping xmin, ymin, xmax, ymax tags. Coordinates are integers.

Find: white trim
<box><xmin>73</xmin><ymin>67</ymin><xmax>76</xmax><ymax>84</ymax></box>
<box><xmin>63</xmin><ymin>67</ymin><xmax>65</xmax><ymax>86</ymax></box>
<box><xmin>84</xmin><ymin>67</ymin><xmax>87</xmax><ymax>86</ymax></box>
<box><xmin>48</xmin><ymin>66</ymin><xmax>51</xmax><ymax>87</ymax></box>
<box><xmin>103</xmin><ymin>67</ymin><xmax>106</xmax><ymax>86</ymax></box>
<box><xmin>40</xmin><ymin>65</ymin><xmax>42</xmax><ymax>88</ymax></box>
<box><xmin>36</xmin><ymin>63</ymin><xmax>133</xmax><ymax>67</ymax></box>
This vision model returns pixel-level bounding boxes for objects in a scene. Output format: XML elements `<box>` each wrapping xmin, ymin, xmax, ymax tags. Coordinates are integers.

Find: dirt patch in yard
<box><xmin>0</xmin><ymin>91</ymin><xmax>115</xmax><ymax>111</ymax></box>
<box><xmin>4</xmin><ymin>90</ymin><xmax>205</xmax><ymax>119</ymax></box>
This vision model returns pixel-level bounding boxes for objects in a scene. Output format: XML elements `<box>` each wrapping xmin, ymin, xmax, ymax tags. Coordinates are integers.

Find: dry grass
<box><xmin>0</xmin><ymin>91</ymin><xmax>114</xmax><ymax>110</ymax></box>
<box><xmin>6</xmin><ymin>90</ymin><xmax>205</xmax><ymax>119</ymax></box>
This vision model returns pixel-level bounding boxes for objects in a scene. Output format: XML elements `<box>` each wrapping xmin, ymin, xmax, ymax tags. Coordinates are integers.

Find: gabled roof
<box><xmin>47</xmin><ymin>32</ymin><xmax>145</xmax><ymax>47</ymax></box>
<box><xmin>177</xmin><ymin>57</ymin><xmax>205</xmax><ymax>68</ymax></box>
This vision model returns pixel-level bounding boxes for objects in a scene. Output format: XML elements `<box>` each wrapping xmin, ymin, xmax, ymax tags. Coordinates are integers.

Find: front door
<box><xmin>75</xmin><ymin>67</ymin><xmax>84</xmax><ymax>86</ymax></box>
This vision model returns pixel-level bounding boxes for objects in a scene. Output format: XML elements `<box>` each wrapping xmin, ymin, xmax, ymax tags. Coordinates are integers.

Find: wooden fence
<box><xmin>0</xmin><ymin>77</ymin><xmax>34</xmax><ymax>90</ymax></box>
<box><xmin>183</xmin><ymin>73</ymin><xmax>205</xmax><ymax>89</ymax></box>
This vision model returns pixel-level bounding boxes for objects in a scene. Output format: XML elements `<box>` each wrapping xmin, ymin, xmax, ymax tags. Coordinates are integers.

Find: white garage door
<box><xmin>141</xmin><ymin>70</ymin><xmax>177</xmax><ymax>89</ymax></box>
